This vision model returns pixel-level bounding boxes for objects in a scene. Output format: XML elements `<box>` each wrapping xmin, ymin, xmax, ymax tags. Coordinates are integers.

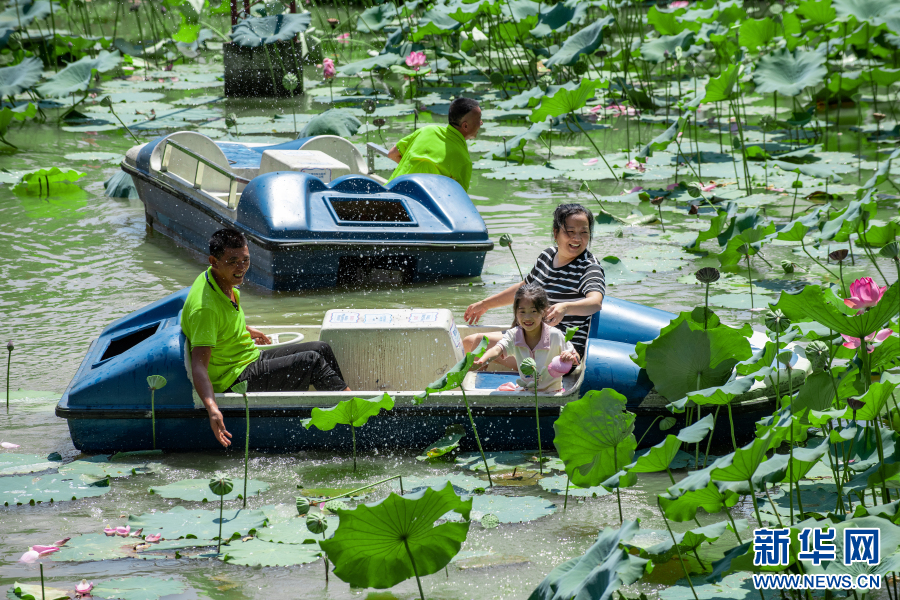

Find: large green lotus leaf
<box><xmin>92</xmin><ymin>577</ymin><xmax>187</xmax><ymax>600</ymax></box>
<box><xmin>530</xmin><ymin>0</ymin><xmax>589</xmax><ymax>38</ymax></box>
<box><xmin>663</xmin><ymin>571</ymin><xmax>779</xmax><ymax>600</ymax></box>
<box><xmin>530</xmin><ymin>78</ymin><xmax>599</xmax><ymax>123</ymax></box>
<box><xmin>767</xmin><ymin>206</ymin><xmax>829</xmax><ymax>242</ymax></box>
<box><xmin>128</xmin><ymin>506</ymin><xmax>268</xmax><ymax>540</ymax></box>
<box><xmin>639</xmin><ymin>30</ymin><xmax>697</xmax><ymax>64</ymax></box>
<box><xmin>710</xmin><ymin>434</ymin><xmax>772</xmax><ymax>483</ymax></box>
<box><xmin>635</xmin><ymin>520</ymin><xmax>743</xmax><ymax>562</ymax></box>
<box><xmin>7</xmin><ymin>583</ymin><xmax>70</xmax><ymax>600</ymax></box>
<box><xmin>770</xmin><ymin>282</ymin><xmax>899</xmax><ymax>339</ymax></box>
<box><xmin>704</xmin><ymin>64</ymin><xmax>742</xmax><ymax>103</ymax></box>
<box><xmin>676</xmin><ymin>414</ymin><xmax>716</xmax><ymax>444</ymax></box>
<box><xmin>0</xmin><ymin>473</ymin><xmax>110</xmax><ymax>505</ymax></box>
<box><xmin>497</xmin><ymin>85</ymin><xmax>548</xmax><ymax>110</ymax></box>
<box><xmin>489</xmin><ymin>120</ymin><xmax>550</xmax><ymax>159</ymax></box>
<box><xmin>757</xmin><ymin>485</ymin><xmax>840</xmax><ymax>519</ymax></box>
<box><xmin>840</xmin><ymin>381</ymin><xmax>897</xmax><ymax>421</ymax></box>
<box><xmin>659</xmin><ymin>482</ymin><xmax>740</xmax><ymax>522</ymax></box>
<box><xmin>0</xmin><ymin>57</ymin><xmax>42</xmax><ymax>97</ymax></box>
<box><xmin>51</xmin><ymin>533</ymin><xmax>133</xmax><ymax>562</ymax></box>
<box><xmin>414</xmin><ymin>336</ymin><xmax>487</xmax><ymax>403</ymax></box>
<box><xmin>817</xmin><ymin>199</ymin><xmax>876</xmax><ymax>242</ymax></box>
<box><xmin>752</xmin><ymin>441</ymin><xmax>828</xmax><ymax>487</ymax></box>
<box><xmin>792</xmin><ymin>371</ymin><xmax>836</xmax><ymax>417</ymax></box>
<box><xmin>0</xmin><ymin>1</ymin><xmax>55</xmax><ymax>28</ymax></box>
<box><xmin>544</xmin><ymin>16</ymin><xmax>615</xmax><ymax>67</ymax></box>
<box><xmin>357</xmin><ymin>4</ymin><xmax>398</xmax><ymax>33</ymax></box>
<box><xmin>149</xmin><ymin>478</ymin><xmax>268</xmax><ymax>502</ymax></box>
<box><xmin>221</xmin><ymin>538</ymin><xmax>322</xmax><ymax>566</ymax></box>
<box><xmin>539</xmin><ymin>474</ymin><xmax>610</xmax><ymax>497</ymax></box>
<box><xmin>738</xmin><ymin>18</ymin><xmax>776</xmax><ymax>52</ymax></box>
<box><xmin>302</xmin><ymin>393</ymin><xmax>393</xmax><ymax>431</ymax></box>
<box><xmin>797</xmin><ymin>0</ymin><xmax>836</xmax><ymax>24</ymax></box>
<box><xmin>752</xmin><ymin>48</ymin><xmax>827</xmax><ymax>97</ymax></box>
<box><xmin>257</xmin><ymin>515</ymin><xmax>338</xmax><ymax>544</ymax></box>
<box><xmin>858</xmin><ymin>147</ymin><xmax>900</xmax><ymax>198</ymax></box>
<box><xmin>647</xmin><ymin>5</ymin><xmax>690</xmax><ymax>36</ymax></box>
<box><xmin>298</xmin><ymin>109</ymin><xmax>361</xmax><ymax>137</ymax></box>
<box><xmin>455</xmin><ymin>450</ymin><xmax>538</xmax><ymax>473</ymax></box>
<box><xmin>832</xmin><ymin>0</ymin><xmax>900</xmax><ymax>24</ymax></box>
<box><xmin>678</xmin><ymin>376</ymin><xmax>757</xmax><ymax>410</ymax></box>
<box><xmin>230</xmin><ymin>13</ymin><xmax>311</xmax><ymax>47</ymax></box>
<box><xmin>36</xmin><ymin>51</ymin><xmax>121</xmax><ymax>98</ymax></box>
<box><xmin>552</xmin><ymin>389</ymin><xmax>636</xmax><ymax>488</ymax></box>
<box><xmin>642</xmin><ymin>318</ymin><xmax>753</xmax><ymax>402</ymax></box>
<box><xmin>528</xmin><ymin>520</ymin><xmax>650</xmax><ymax>600</ymax></box>
<box><xmin>0</xmin><ymin>453</ymin><xmax>60</xmax><ymax>475</ymax></box>
<box><xmin>417</xmin><ymin>424</ymin><xmax>465</xmax><ymax>462</ymax></box>
<box><xmin>320</xmin><ymin>483</ymin><xmax>472</xmax><ymax>589</ymax></box>
<box><xmin>58</xmin><ymin>455</ymin><xmax>160</xmax><ymax>480</ymax></box>
<box><xmin>626</xmin><ymin>435</ymin><xmax>682</xmax><ymax>474</ymax></box>
<box><xmin>441</xmin><ymin>494</ymin><xmax>556</xmax><ymax>523</ymax></box>
<box><xmin>392</xmin><ymin>473</ymin><xmax>483</xmax><ymax>493</ymax></box>
<box><xmin>13</xmin><ymin>167</ymin><xmax>85</xmax><ymax>195</ymax></box>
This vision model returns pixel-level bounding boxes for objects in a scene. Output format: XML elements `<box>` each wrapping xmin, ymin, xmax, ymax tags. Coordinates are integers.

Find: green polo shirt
<box><xmin>181</xmin><ymin>268</ymin><xmax>260</xmax><ymax>392</ymax></box>
<box><xmin>388</xmin><ymin>125</ymin><xmax>472</xmax><ymax>192</ymax></box>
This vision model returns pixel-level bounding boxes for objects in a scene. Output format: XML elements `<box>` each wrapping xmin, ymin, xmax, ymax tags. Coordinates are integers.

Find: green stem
<box><xmin>262</xmin><ymin>45</ymin><xmax>279</xmax><ymax>97</ymax></box>
<box><xmin>636</xmin><ymin>416</ymin><xmax>661</xmax><ymax>447</ymax></box>
<box><xmin>151</xmin><ymin>389</ymin><xmax>156</xmax><ymax>450</ymax></box>
<box><xmin>764</xmin><ymin>485</ymin><xmax>785</xmax><ymax>527</ymax></box>
<box><xmin>703</xmin><ymin>406</ymin><xmax>720</xmax><ymax>469</ymax></box>
<box><xmin>534</xmin><ymin>386</ymin><xmax>542</xmax><ymax>474</ymax></box>
<box><xmin>747</xmin><ymin>478</ymin><xmax>763</xmax><ymax>527</ymax></box>
<box><xmin>570</xmin><ymin>113</ymin><xmax>619</xmax><ymax>182</ymax></box>
<box><xmin>746</xmin><ymin>253</ymin><xmax>754</xmax><ymax>310</ymax></box>
<box><xmin>40</xmin><ymin>562</ymin><xmax>44</xmax><ymax>600</ymax></box>
<box><xmin>615</xmin><ymin>446</ymin><xmax>623</xmax><ymax>524</ymax></box>
<box><xmin>564</xmin><ymin>476</ymin><xmax>569</xmax><ymax>510</ymax></box>
<box><xmin>726</xmin><ymin>402</ymin><xmax>737</xmax><ymax>451</ymax></box>
<box><xmin>462</xmin><ymin>388</ymin><xmax>492</xmax><ymax>486</ymax></box>
<box><xmin>658</xmin><ymin>497</ymin><xmax>699</xmax><ymax>600</ymax></box>
<box><xmin>6</xmin><ymin>347</ymin><xmax>11</xmax><ymax>413</ymax></box>
<box><xmin>801</xmin><ymin>238</ymin><xmax>843</xmax><ymax>287</ymax></box>
<box><xmin>351</xmin><ymin>423</ymin><xmax>357</xmax><ymax>473</ymax></box>
<box><xmin>509</xmin><ymin>247</ymin><xmax>524</xmax><ymax>280</ymax></box>
<box><xmin>217</xmin><ymin>496</ymin><xmax>224</xmax><ymax>554</ymax></box>
<box><xmin>244</xmin><ymin>392</ymin><xmax>249</xmax><ymax>508</ymax></box>
<box><xmin>404</xmin><ymin>538</ymin><xmax>426</xmax><ymax>600</ymax></box>
<box><xmin>322</xmin><ymin>475</ymin><xmax>405</xmax><ymax>502</ymax></box>
<box><xmin>725</xmin><ymin>508</ymin><xmax>743</xmax><ymax>544</ymax></box>
<box><xmin>704</xmin><ymin>282</ymin><xmax>710</xmax><ymax>330</ymax></box>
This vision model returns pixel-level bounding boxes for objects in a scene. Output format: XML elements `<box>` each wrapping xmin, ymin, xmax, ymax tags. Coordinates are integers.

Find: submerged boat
<box><xmin>57</xmin><ymin>290</ymin><xmax>809</xmax><ymax>453</ymax></box>
<box><xmin>121</xmin><ymin>131</ymin><xmax>493</xmax><ymax>290</ymax></box>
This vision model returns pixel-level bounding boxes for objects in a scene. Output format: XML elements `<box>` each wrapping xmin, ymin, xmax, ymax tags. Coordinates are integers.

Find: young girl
<box><xmin>473</xmin><ymin>283</ymin><xmax>579</xmax><ymax>392</ymax></box>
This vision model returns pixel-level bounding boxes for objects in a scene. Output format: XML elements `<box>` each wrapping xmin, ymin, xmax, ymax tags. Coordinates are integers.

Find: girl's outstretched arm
<box><xmin>464</xmin><ymin>281</ymin><xmax>525</xmax><ymax>325</ymax></box>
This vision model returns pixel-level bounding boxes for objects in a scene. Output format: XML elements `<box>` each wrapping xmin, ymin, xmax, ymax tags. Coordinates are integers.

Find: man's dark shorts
<box><xmin>230</xmin><ymin>342</ymin><xmax>347</xmax><ymax>392</ymax></box>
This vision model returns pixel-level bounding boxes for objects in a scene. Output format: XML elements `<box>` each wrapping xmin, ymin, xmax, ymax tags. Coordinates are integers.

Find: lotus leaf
<box><xmin>64</xmin><ymin>152</ymin><xmax>121</xmax><ymax>162</ymax></box>
<box><xmin>414</xmin><ymin>336</ymin><xmax>487</xmax><ymax>402</ymax></box>
<box><xmin>36</xmin><ymin>51</ymin><xmax>122</xmax><ymax>98</ymax></box>
<box><xmin>417</xmin><ymin>424</ymin><xmax>465</xmax><ymax>462</ymax></box>
<box><xmin>489</xmin><ymin>120</ymin><xmax>550</xmax><ymax>159</ymax></box>
<box><xmin>302</xmin><ymin>393</ymin><xmax>393</xmax><ymax>431</ymax></box>
<box><xmin>0</xmin><ymin>473</ymin><xmax>109</xmax><ymax>505</ymax></box>
<box><xmin>710</xmin><ymin>434</ymin><xmax>772</xmax><ymax>483</ymax></box>
<box><xmin>752</xmin><ymin>441</ymin><xmax>828</xmax><ymax>486</ymax></box>
<box><xmin>647</xmin><ymin>5</ymin><xmax>689</xmax><ymax>36</ymax></box>
<box><xmin>832</xmin><ymin>0</ymin><xmax>900</xmax><ymax>24</ymax></box>
<box><xmin>92</xmin><ymin>577</ymin><xmax>188</xmax><ymax>600</ymax></box>
<box><xmin>530</xmin><ymin>0</ymin><xmax>589</xmax><ymax>38</ymax></box>
<box><xmin>0</xmin><ymin>1</ymin><xmax>56</xmax><ymax>28</ymax></box>
<box><xmin>639</xmin><ymin>30</ymin><xmax>697</xmax><ymax>64</ymax></box>
<box><xmin>539</xmin><ymin>474</ymin><xmax>610</xmax><ymax>497</ymax></box>
<box><xmin>230</xmin><ymin>13</ymin><xmax>311</xmax><ymax>47</ymax></box>
<box><xmin>484</xmin><ymin>165</ymin><xmax>564</xmax><ymax>181</ymax></box>
<box><xmin>0</xmin><ymin>57</ymin><xmax>42</xmax><ymax>98</ymax></box>
<box><xmin>128</xmin><ymin>506</ymin><xmax>268</xmax><ymax>540</ymax></box>
<box><xmin>257</xmin><ymin>515</ymin><xmax>338</xmax><ymax>544</ymax></box>
<box><xmin>299</xmin><ymin>109</ymin><xmax>361</xmax><ymax>137</ymax></box>
<box><xmin>839</xmin><ymin>381</ymin><xmax>897</xmax><ymax>421</ymax></box>
<box><xmin>817</xmin><ymin>199</ymin><xmax>876</xmax><ymax>242</ymax></box>
<box><xmin>659</xmin><ymin>482</ymin><xmax>740</xmax><ymax>522</ymax></box>
<box><xmin>51</xmin><ymin>533</ymin><xmax>134</xmax><ymax>562</ymax></box>
<box><xmin>797</xmin><ymin>0</ymin><xmax>836</xmax><ymax>24</ymax></box>
<box><xmin>553</xmin><ymin>389</ymin><xmax>636</xmax><ymax>488</ymax></box>
<box><xmin>58</xmin><ymin>456</ymin><xmax>159</xmax><ymax>480</ymax></box>
<box><xmin>7</xmin><ymin>583</ymin><xmax>70</xmax><ymax>600</ymax></box>
<box><xmin>528</xmin><ymin>520</ymin><xmax>650</xmax><ymax>600</ymax></box>
<box><xmin>530</xmin><ymin>78</ymin><xmax>600</xmax><ymax>123</ymax></box>
<box><xmin>758</xmin><ymin>485</ymin><xmax>840</xmax><ymax>519</ymax></box>
<box><xmin>0</xmin><ymin>453</ymin><xmax>59</xmax><ymax>475</ymax></box>
<box><xmin>442</xmin><ymin>494</ymin><xmax>557</xmax><ymax>523</ymax></box>
<box><xmin>738</xmin><ymin>18</ymin><xmax>776</xmax><ymax>52</ymax></box>
<box><xmin>770</xmin><ymin>282</ymin><xmax>899</xmax><ymax>339</ymax></box>
<box><xmin>149</xmin><ymin>478</ymin><xmax>269</xmax><ymax>502</ymax></box>
<box><xmin>704</xmin><ymin>64</ymin><xmax>742</xmax><ymax>104</ymax></box>
<box><xmin>320</xmin><ymin>483</ymin><xmax>472</xmax><ymax>589</ymax></box>
<box><xmin>544</xmin><ymin>16</ymin><xmax>615</xmax><ymax>67</ymax></box>
<box><xmin>626</xmin><ymin>435</ymin><xmax>683</xmax><ymax>474</ymax></box>
<box><xmin>636</xmin><ymin>520</ymin><xmax>745</xmax><ymax>562</ymax></box>
<box><xmin>752</xmin><ymin>48</ymin><xmax>827</xmax><ymax>97</ymax></box>
<box><xmin>455</xmin><ymin>450</ymin><xmax>538</xmax><ymax>472</ymax></box>
<box><xmin>357</xmin><ymin>3</ymin><xmax>398</xmax><ymax>32</ymax></box>
<box><xmin>221</xmin><ymin>538</ymin><xmax>322</xmax><ymax>566</ymax></box>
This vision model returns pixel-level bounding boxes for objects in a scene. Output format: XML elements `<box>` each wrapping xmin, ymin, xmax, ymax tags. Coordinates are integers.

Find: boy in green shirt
<box><xmin>182</xmin><ymin>229</ymin><xmax>349</xmax><ymax>447</ymax></box>
<box><xmin>387</xmin><ymin>97</ymin><xmax>482</xmax><ymax>192</ymax></box>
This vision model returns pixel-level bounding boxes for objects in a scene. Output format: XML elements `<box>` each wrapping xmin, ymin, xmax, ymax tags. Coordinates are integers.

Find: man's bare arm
<box><xmin>191</xmin><ymin>346</ymin><xmax>233</xmax><ymax>448</ymax></box>
<box><xmin>387</xmin><ymin>145</ymin><xmax>401</xmax><ymax>163</ymax></box>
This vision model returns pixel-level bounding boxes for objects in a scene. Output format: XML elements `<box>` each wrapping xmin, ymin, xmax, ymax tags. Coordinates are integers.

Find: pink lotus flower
<box><xmin>76</xmin><ymin>580</ymin><xmax>94</xmax><ymax>596</ymax></box>
<box><xmin>1</xmin><ymin>442</ymin><xmax>20</xmax><ymax>449</ymax></box>
<box><xmin>666</xmin><ymin>183</ymin><xmax>680</xmax><ymax>191</ymax></box>
<box><xmin>497</xmin><ymin>382</ymin><xmax>522</xmax><ymax>391</ymax></box>
<box><xmin>548</xmin><ymin>356</ymin><xmax>573</xmax><ymax>378</ymax></box>
<box><xmin>842</xmin><ymin>329</ymin><xmax>894</xmax><ymax>352</ymax></box>
<box><xmin>606</xmin><ymin>103</ymin><xmax>639</xmax><ymax>117</ymax></box>
<box><xmin>145</xmin><ymin>533</ymin><xmax>162</xmax><ymax>543</ymax></box>
<box><xmin>321</xmin><ymin>58</ymin><xmax>336</xmax><ymax>80</ymax></box>
<box><xmin>405</xmin><ymin>51</ymin><xmax>427</xmax><ymax>71</ymax></box>
<box><xmin>116</xmin><ymin>526</ymin><xmax>131</xmax><ymax>537</ymax></box>
<box><xmin>625</xmin><ymin>159</ymin><xmax>646</xmax><ymax>173</ymax></box>
<box><xmin>18</xmin><ymin>550</ymin><xmax>40</xmax><ymax>564</ymax></box>
<box><xmin>625</xmin><ymin>186</ymin><xmax>644</xmax><ymax>194</ymax></box>
<box><xmin>103</xmin><ymin>527</ymin><xmax>116</xmax><ymax>536</ymax></box>
<box><xmin>32</xmin><ymin>545</ymin><xmax>60</xmax><ymax>557</ymax></box>
<box><xmin>730</xmin><ymin>118</ymin><xmax>739</xmax><ymax>133</ymax></box>
<box><xmin>336</xmin><ymin>33</ymin><xmax>350</xmax><ymax>43</ymax></box>
<box><xmin>583</xmin><ymin>158</ymin><xmax>599</xmax><ymax>166</ymax></box>
<box><xmin>844</xmin><ymin>277</ymin><xmax>887</xmax><ymax>313</ymax></box>
<box><xmin>670</xmin><ymin>0</ymin><xmax>689</xmax><ymax>7</ymax></box>
<box><xmin>130</xmin><ymin>528</ymin><xmax>143</xmax><ymax>538</ymax></box>
<box><xmin>53</xmin><ymin>538</ymin><xmax>71</xmax><ymax>547</ymax></box>
<box><xmin>700</xmin><ymin>182</ymin><xmax>716</xmax><ymax>192</ymax></box>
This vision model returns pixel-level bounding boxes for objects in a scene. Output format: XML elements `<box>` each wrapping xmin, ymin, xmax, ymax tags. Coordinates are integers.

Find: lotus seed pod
<box><xmin>650</xmin><ymin>197</ymin><xmax>664</xmax><ymax>206</ymax></box>
<box><xmin>847</xmin><ymin>397</ymin><xmax>866</xmax><ymax>412</ymax></box>
<box><xmin>208</xmin><ymin>476</ymin><xmax>233</xmax><ymax>497</ymax></box>
<box><xmin>499</xmin><ymin>233</ymin><xmax>512</xmax><ymax>248</ymax></box>
<box><xmin>282</xmin><ymin>72</ymin><xmax>299</xmax><ymax>93</ymax></box>
<box><xmin>99</xmin><ymin>96</ymin><xmax>113</xmax><ymax>108</ymax></box>
<box><xmin>326</xmin><ymin>17</ymin><xmax>339</xmax><ymax>28</ymax></box>
<box><xmin>296</xmin><ymin>496</ymin><xmax>311</xmax><ymax>516</ymax></box>
<box><xmin>306</xmin><ymin>512</ymin><xmax>328</xmax><ymax>534</ymax></box>
<box><xmin>323</xmin><ymin>499</ymin><xmax>349</xmax><ymax>513</ymax></box>
<box><xmin>695</xmin><ymin>267</ymin><xmax>720</xmax><ymax>284</ymax></box>
<box><xmin>489</xmin><ymin>71</ymin><xmax>504</xmax><ymax>86</ymax></box>
<box><xmin>874</xmin><ymin>113</ymin><xmax>887</xmax><ymax>123</ymax></box>
<box><xmin>481</xmin><ymin>514</ymin><xmax>500</xmax><ymax>529</ymax></box>
<box><xmin>362</xmin><ymin>99</ymin><xmax>376</xmax><ymax>114</ymax></box>
<box><xmin>828</xmin><ymin>249</ymin><xmax>849</xmax><ymax>262</ymax></box>
<box><xmin>6</xmin><ymin>341</ymin><xmax>13</xmax><ymax>352</ymax></box>
<box><xmin>737</xmin><ymin>244</ymin><xmax>751</xmax><ymax>256</ymax></box>
<box><xmin>806</xmin><ymin>341</ymin><xmax>829</xmax><ymax>372</ymax></box>
<box><xmin>880</xmin><ymin>242</ymin><xmax>900</xmax><ymax>260</ymax></box>
<box><xmin>572</xmin><ymin>60</ymin><xmax>588</xmax><ymax>75</ymax></box>
<box><xmin>780</xmin><ymin>260</ymin><xmax>796</xmax><ymax>273</ymax></box>
<box><xmin>373</xmin><ymin>118</ymin><xmax>386</xmax><ymax>128</ymax></box>
<box><xmin>520</xmin><ymin>357</ymin><xmax>537</xmax><ymax>377</ymax></box>
<box><xmin>146</xmin><ymin>375</ymin><xmax>167</xmax><ymax>390</ymax></box>
<box><xmin>764</xmin><ymin>309</ymin><xmax>791</xmax><ymax>334</ymax></box>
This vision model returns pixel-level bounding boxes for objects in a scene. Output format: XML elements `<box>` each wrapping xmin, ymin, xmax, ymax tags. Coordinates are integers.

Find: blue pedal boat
<box><xmin>56</xmin><ymin>292</ymin><xmax>808</xmax><ymax>453</ymax></box>
<box><xmin>121</xmin><ymin>132</ymin><xmax>493</xmax><ymax>291</ymax></box>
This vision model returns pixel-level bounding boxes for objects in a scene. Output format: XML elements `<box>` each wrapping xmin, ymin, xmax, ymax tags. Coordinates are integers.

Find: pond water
<box><xmin>1</xmin><ymin>9</ymin><xmax>899</xmax><ymax>600</ymax></box>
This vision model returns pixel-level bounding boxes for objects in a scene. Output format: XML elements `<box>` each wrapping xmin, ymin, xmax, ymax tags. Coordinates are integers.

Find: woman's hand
<box><xmin>247</xmin><ymin>326</ymin><xmax>271</xmax><ymax>345</ymax></box>
<box><xmin>472</xmin><ymin>355</ymin><xmax>491</xmax><ymax>370</ymax></box>
<box><xmin>544</xmin><ymin>303</ymin><xmax>569</xmax><ymax>327</ymax></box>
<box><xmin>464</xmin><ymin>300</ymin><xmax>488</xmax><ymax>325</ymax></box>
<box><xmin>559</xmin><ymin>349</ymin><xmax>580</xmax><ymax>365</ymax></box>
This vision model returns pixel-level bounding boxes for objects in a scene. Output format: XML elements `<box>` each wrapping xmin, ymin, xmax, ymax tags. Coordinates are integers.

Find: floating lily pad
<box><xmin>51</xmin><ymin>533</ymin><xmax>133</xmax><ymax>562</ymax></box>
<box><xmin>221</xmin><ymin>538</ymin><xmax>322</xmax><ymax>567</ymax></box>
<box><xmin>296</xmin><ymin>487</ymin><xmax>371</xmax><ymax>500</ymax></box>
<box><xmin>63</xmin><ymin>152</ymin><xmax>122</xmax><ymax>162</ymax></box>
<box><xmin>59</xmin><ymin>455</ymin><xmax>160</xmax><ymax>480</ymax></box>
<box><xmin>539</xmin><ymin>474</ymin><xmax>611</xmax><ymax>497</ymax></box>
<box><xmin>443</xmin><ymin>494</ymin><xmax>557</xmax><ymax>523</ymax></box>
<box><xmin>128</xmin><ymin>506</ymin><xmax>268</xmax><ymax>540</ymax></box>
<box><xmin>257</xmin><ymin>515</ymin><xmax>338</xmax><ymax>544</ymax></box>
<box><xmin>0</xmin><ymin>473</ymin><xmax>110</xmax><ymax>505</ymax></box>
<box><xmin>455</xmin><ymin>450</ymin><xmax>541</xmax><ymax>472</ymax></box>
<box><xmin>662</xmin><ymin>571</ymin><xmax>779</xmax><ymax>600</ymax></box>
<box><xmin>148</xmin><ymin>478</ymin><xmax>268</xmax><ymax>502</ymax></box>
<box><xmin>92</xmin><ymin>577</ymin><xmax>188</xmax><ymax>600</ymax></box>
<box><xmin>7</xmin><ymin>582</ymin><xmax>70</xmax><ymax>600</ymax></box>
<box><xmin>392</xmin><ymin>473</ymin><xmax>483</xmax><ymax>494</ymax></box>
<box><xmin>758</xmin><ymin>484</ymin><xmax>840</xmax><ymax>518</ymax></box>
<box><xmin>0</xmin><ymin>454</ymin><xmax>60</xmax><ymax>475</ymax></box>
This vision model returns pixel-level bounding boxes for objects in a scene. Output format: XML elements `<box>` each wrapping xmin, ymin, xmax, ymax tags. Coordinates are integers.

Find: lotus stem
<box><xmin>40</xmin><ymin>563</ymin><xmax>45</xmax><ymax>600</ymax></box>
<box><xmin>874</xmin><ymin>422</ymin><xmax>890</xmax><ymax>503</ymax></box>
<box><xmin>747</xmin><ymin>477</ymin><xmax>763</xmax><ymax>527</ymax></box>
<box><xmin>614</xmin><ymin>446</ymin><xmax>622</xmax><ymax>524</ymax></box>
<box><xmin>564</xmin><ymin>476</ymin><xmax>569</xmax><ymax>511</ymax></box>
<box><xmin>533</xmin><ymin>385</ymin><xmax>542</xmax><ymax>474</ymax></box>
<box><xmin>763</xmin><ymin>486</ymin><xmax>784</xmax><ymax>527</ymax></box>
<box><xmin>509</xmin><ymin>248</ymin><xmax>524</xmax><ymax>280</ymax></box>
<box><xmin>217</xmin><ymin>494</ymin><xmax>224</xmax><ymax>554</ymax></box>
<box><xmin>636</xmin><ymin>416</ymin><xmax>662</xmax><ymax>447</ymax></box>
<box><xmin>746</xmin><ymin>253</ymin><xmax>753</xmax><ymax>310</ymax></box>
<box><xmin>726</xmin><ymin>402</ymin><xmax>737</xmax><ymax>452</ymax></box>
<box><xmin>403</xmin><ymin>538</ymin><xmax>425</xmax><ymax>600</ymax></box>
<box><xmin>657</xmin><ymin>204</ymin><xmax>665</xmax><ymax>232</ymax></box>
<box><xmin>658</xmin><ymin>497</ymin><xmax>699</xmax><ymax>600</ymax></box>
<box><xmin>244</xmin><ymin>392</ymin><xmax>249</xmax><ymax>508</ymax></box>
<box><xmin>107</xmin><ymin>105</ymin><xmax>140</xmax><ymax>144</ymax></box>
<box><xmin>461</xmin><ymin>388</ymin><xmax>492</xmax><ymax>487</ymax></box>
<box><xmin>725</xmin><ymin>508</ymin><xmax>743</xmax><ymax>544</ymax></box>
<box><xmin>150</xmin><ymin>388</ymin><xmax>156</xmax><ymax>449</ymax></box>
<box><xmin>319</xmin><ymin>475</ymin><xmax>405</xmax><ymax>502</ymax></box>
<box><xmin>351</xmin><ymin>423</ymin><xmax>357</xmax><ymax>473</ymax></box>
<box><xmin>261</xmin><ymin>45</ymin><xmax>279</xmax><ymax>97</ymax></box>
<box><xmin>6</xmin><ymin>343</ymin><xmax>11</xmax><ymax>414</ymax></box>
<box><xmin>704</xmin><ymin>281</ymin><xmax>710</xmax><ymax>330</ymax></box>
<box><xmin>703</xmin><ymin>406</ymin><xmax>720</xmax><ymax>469</ymax></box>
<box><xmin>570</xmin><ymin>113</ymin><xmax>619</xmax><ymax>182</ymax></box>
<box><xmin>800</xmin><ymin>239</ymin><xmax>842</xmax><ymax>291</ymax></box>
<box><xmin>323</xmin><ymin>531</ymin><xmax>329</xmax><ymax>583</ymax></box>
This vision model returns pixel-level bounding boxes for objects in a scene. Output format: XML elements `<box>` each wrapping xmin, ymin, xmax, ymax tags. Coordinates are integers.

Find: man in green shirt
<box><xmin>182</xmin><ymin>228</ymin><xmax>350</xmax><ymax>447</ymax></box>
<box><xmin>387</xmin><ymin>97</ymin><xmax>482</xmax><ymax>192</ymax></box>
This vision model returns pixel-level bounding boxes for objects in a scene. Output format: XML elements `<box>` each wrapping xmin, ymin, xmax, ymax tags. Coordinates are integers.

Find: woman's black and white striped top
<box><xmin>524</xmin><ymin>247</ymin><xmax>606</xmax><ymax>356</ymax></box>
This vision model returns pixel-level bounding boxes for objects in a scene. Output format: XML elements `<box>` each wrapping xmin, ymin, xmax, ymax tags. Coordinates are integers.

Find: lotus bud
<box><xmin>781</xmin><ymin>260</ymin><xmax>796</xmax><ymax>273</ymax></box>
<box><xmin>847</xmin><ymin>397</ymin><xmax>866</xmax><ymax>412</ymax></box>
<box><xmin>76</xmin><ymin>580</ymin><xmax>94</xmax><ymax>595</ymax></box>
<box><xmin>499</xmin><ymin>233</ymin><xmax>513</xmax><ymax>248</ymax></box>
<box><xmin>208</xmin><ymin>475</ymin><xmax>233</xmax><ymax>497</ymax></box>
<box><xmin>373</xmin><ymin>118</ymin><xmax>386</xmax><ymax>128</ymax></box>
<box><xmin>296</xmin><ymin>496</ymin><xmax>311</xmax><ymax>516</ymax></box>
<box><xmin>6</xmin><ymin>341</ymin><xmax>12</xmax><ymax>352</ymax></box>
<box><xmin>282</xmin><ymin>72</ymin><xmax>299</xmax><ymax>93</ymax></box>
<box><xmin>306</xmin><ymin>512</ymin><xmax>328</xmax><ymax>534</ymax></box>
<box><xmin>880</xmin><ymin>242</ymin><xmax>900</xmax><ymax>261</ymax></box>
<box><xmin>695</xmin><ymin>267</ymin><xmax>720</xmax><ymax>284</ymax></box>
<box><xmin>520</xmin><ymin>357</ymin><xmax>537</xmax><ymax>377</ymax></box>
<box><xmin>675</xmin><ymin>46</ymin><xmax>683</xmax><ymax>61</ymax></box>
<box><xmin>225</xmin><ymin>113</ymin><xmax>238</xmax><ymax>129</ymax></box>
<box><xmin>874</xmin><ymin>113</ymin><xmax>886</xmax><ymax>123</ymax></box>
<box><xmin>829</xmin><ymin>249</ymin><xmax>849</xmax><ymax>262</ymax></box>
<box><xmin>806</xmin><ymin>340</ymin><xmax>829</xmax><ymax>372</ymax></box>
<box><xmin>764</xmin><ymin>309</ymin><xmax>791</xmax><ymax>334</ymax></box>
<box><xmin>146</xmin><ymin>375</ymin><xmax>167</xmax><ymax>390</ymax></box>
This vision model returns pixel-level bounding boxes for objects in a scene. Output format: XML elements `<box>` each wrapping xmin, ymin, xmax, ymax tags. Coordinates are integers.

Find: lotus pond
<box><xmin>4</xmin><ymin>0</ymin><xmax>900</xmax><ymax>598</ymax></box>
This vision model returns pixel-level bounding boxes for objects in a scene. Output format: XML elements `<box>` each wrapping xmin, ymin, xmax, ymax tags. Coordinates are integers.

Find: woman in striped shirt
<box><xmin>462</xmin><ymin>203</ymin><xmax>606</xmax><ymax>367</ymax></box>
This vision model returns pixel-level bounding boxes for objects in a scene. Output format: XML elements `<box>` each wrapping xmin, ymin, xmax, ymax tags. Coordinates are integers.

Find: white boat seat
<box><xmin>150</xmin><ymin>131</ymin><xmax>240</xmax><ymax>197</ymax></box>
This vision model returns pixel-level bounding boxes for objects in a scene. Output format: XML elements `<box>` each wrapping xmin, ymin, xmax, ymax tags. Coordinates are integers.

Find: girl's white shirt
<box><xmin>496</xmin><ymin>322</ymin><xmax>574</xmax><ymax>392</ymax></box>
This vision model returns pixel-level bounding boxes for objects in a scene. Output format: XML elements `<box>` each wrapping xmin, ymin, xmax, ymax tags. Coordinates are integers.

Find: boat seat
<box><xmin>149</xmin><ymin>131</ymin><xmax>242</xmax><ymax>199</ymax></box>
<box><xmin>463</xmin><ymin>359</ymin><xmax>585</xmax><ymax>395</ymax></box>
<box><xmin>218</xmin><ymin>135</ymin><xmax>373</xmax><ymax>182</ymax></box>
